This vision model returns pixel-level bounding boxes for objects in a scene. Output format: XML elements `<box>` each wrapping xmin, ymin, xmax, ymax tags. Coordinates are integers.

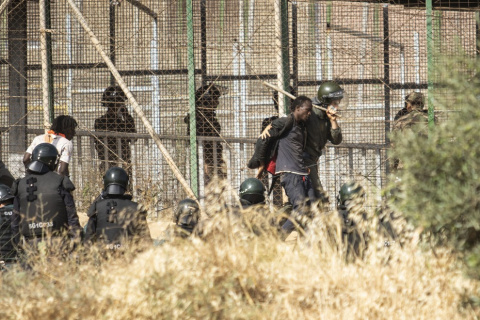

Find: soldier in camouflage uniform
<box><xmin>391</xmin><ymin>92</ymin><xmax>429</xmax><ymax>171</ymax></box>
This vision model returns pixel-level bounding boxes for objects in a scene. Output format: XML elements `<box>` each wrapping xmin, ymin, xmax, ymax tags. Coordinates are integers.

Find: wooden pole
<box><xmin>0</xmin><ymin>0</ymin><xmax>12</xmax><ymax>17</ymax></box>
<box><xmin>65</xmin><ymin>0</ymin><xmax>197</xmax><ymax>200</ymax></box>
<box><xmin>262</xmin><ymin>81</ymin><xmax>342</xmax><ymax>117</ymax></box>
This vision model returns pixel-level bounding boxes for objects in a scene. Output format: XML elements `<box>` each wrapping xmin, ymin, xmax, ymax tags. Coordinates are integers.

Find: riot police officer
<box><xmin>172</xmin><ymin>198</ymin><xmax>200</xmax><ymax>238</ymax></box>
<box><xmin>0</xmin><ymin>160</ymin><xmax>14</xmax><ymax>187</ymax></box>
<box><xmin>238</xmin><ymin>178</ymin><xmax>266</xmax><ymax>209</ymax></box>
<box><xmin>337</xmin><ymin>182</ymin><xmax>368</xmax><ymax>261</ymax></box>
<box><xmin>0</xmin><ymin>184</ymin><xmax>16</xmax><ymax>263</ymax></box>
<box><xmin>307</xmin><ymin>81</ymin><xmax>344</xmax><ymax>202</ymax></box>
<box><xmin>12</xmin><ymin>143</ymin><xmax>81</xmax><ymax>250</ymax></box>
<box><xmin>84</xmin><ymin>167</ymin><xmax>150</xmax><ymax>251</ymax></box>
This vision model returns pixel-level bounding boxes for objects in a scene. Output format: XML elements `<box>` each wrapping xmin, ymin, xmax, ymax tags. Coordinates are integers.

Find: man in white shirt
<box><xmin>23</xmin><ymin>115</ymin><xmax>77</xmax><ymax>176</ymax></box>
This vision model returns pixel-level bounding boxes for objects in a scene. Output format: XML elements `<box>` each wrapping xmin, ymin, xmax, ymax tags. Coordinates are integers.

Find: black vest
<box><xmin>89</xmin><ymin>197</ymin><xmax>143</xmax><ymax>248</ymax></box>
<box><xmin>17</xmin><ymin>172</ymin><xmax>69</xmax><ymax>238</ymax></box>
<box><xmin>0</xmin><ymin>204</ymin><xmax>15</xmax><ymax>260</ymax></box>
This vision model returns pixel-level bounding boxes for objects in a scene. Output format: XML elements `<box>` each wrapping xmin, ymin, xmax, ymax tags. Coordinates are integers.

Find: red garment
<box><xmin>266</xmin><ymin>153</ymin><xmax>277</xmax><ymax>175</ymax></box>
<box><xmin>47</xmin><ymin>130</ymin><xmax>66</xmax><ymax>138</ymax></box>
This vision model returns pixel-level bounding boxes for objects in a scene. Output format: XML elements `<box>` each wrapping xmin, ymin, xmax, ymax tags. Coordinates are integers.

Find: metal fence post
<box><xmin>426</xmin><ymin>0</ymin><xmax>435</xmax><ymax>131</ymax></box>
<box><xmin>187</xmin><ymin>0</ymin><xmax>198</xmax><ymax>197</ymax></box>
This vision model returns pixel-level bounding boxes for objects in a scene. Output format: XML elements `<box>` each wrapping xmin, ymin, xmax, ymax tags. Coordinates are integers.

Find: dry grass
<box><xmin>1</xmin><ymin>181</ymin><xmax>478</xmax><ymax>320</ymax></box>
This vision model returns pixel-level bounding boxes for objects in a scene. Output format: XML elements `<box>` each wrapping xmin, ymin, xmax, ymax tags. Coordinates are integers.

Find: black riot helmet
<box><xmin>103</xmin><ymin>167</ymin><xmax>129</xmax><ymax>195</ymax></box>
<box><xmin>174</xmin><ymin>198</ymin><xmax>200</xmax><ymax>234</ymax></box>
<box><xmin>0</xmin><ymin>184</ymin><xmax>14</xmax><ymax>203</ymax></box>
<box><xmin>28</xmin><ymin>143</ymin><xmax>59</xmax><ymax>173</ymax></box>
<box><xmin>337</xmin><ymin>182</ymin><xmax>365</xmax><ymax>207</ymax></box>
<box><xmin>317</xmin><ymin>81</ymin><xmax>344</xmax><ymax>107</ymax></box>
<box><xmin>102</xmin><ymin>86</ymin><xmax>127</xmax><ymax>105</ymax></box>
<box><xmin>239</xmin><ymin>178</ymin><xmax>266</xmax><ymax>205</ymax></box>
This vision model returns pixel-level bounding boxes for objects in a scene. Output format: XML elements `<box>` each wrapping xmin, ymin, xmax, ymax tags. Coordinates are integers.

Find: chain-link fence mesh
<box><xmin>0</xmin><ymin>0</ymin><xmax>479</xmax><ymax>214</ymax></box>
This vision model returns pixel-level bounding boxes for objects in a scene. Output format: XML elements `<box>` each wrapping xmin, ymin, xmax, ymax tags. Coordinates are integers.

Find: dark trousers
<box><xmin>280</xmin><ymin>172</ymin><xmax>317</xmax><ymax>236</ymax></box>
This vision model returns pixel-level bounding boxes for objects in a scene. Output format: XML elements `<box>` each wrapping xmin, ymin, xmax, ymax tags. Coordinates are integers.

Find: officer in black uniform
<box><xmin>238</xmin><ymin>178</ymin><xmax>266</xmax><ymax>209</ymax></box>
<box><xmin>84</xmin><ymin>167</ymin><xmax>150</xmax><ymax>251</ymax></box>
<box><xmin>0</xmin><ymin>160</ymin><xmax>14</xmax><ymax>187</ymax></box>
<box><xmin>337</xmin><ymin>182</ymin><xmax>368</xmax><ymax>261</ymax></box>
<box><xmin>0</xmin><ymin>184</ymin><xmax>16</xmax><ymax>264</ymax></box>
<box><xmin>11</xmin><ymin>143</ymin><xmax>81</xmax><ymax>251</ymax></box>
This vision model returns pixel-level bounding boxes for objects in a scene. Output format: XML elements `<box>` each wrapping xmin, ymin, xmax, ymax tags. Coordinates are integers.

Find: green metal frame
<box><xmin>426</xmin><ymin>0</ymin><xmax>435</xmax><ymax>130</ymax></box>
<box><xmin>186</xmin><ymin>0</ymin><xmax>198</xmax><ymax>196</ymax></box>
<box><xmin>280</xmin><ymin>0</ymin><xmax>290</xmax><ymax>114</ymax></box>
<box><xmin>45</xmin><ymin>0</ymin><xmax>54</xmax><ymax>122</ymax></box>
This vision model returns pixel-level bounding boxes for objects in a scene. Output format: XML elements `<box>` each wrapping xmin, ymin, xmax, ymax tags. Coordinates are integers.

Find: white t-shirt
<box><xmin>26</xmin><ymin>134</ymin><xmax>73</xmax><ymax>164</ymax></box>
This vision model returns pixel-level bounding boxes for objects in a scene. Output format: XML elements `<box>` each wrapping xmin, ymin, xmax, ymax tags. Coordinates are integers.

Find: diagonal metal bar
<box><xmin>0</xmin><ymin>0</ymin><xmax>12</xmax><ymax>17</ymax></box>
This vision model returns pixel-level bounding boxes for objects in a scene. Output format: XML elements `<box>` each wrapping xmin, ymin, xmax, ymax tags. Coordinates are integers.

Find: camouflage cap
<box><xmin>405</xmin><ymin>92</ymin><xmax>425</xmax><ymax>109</ymax></box>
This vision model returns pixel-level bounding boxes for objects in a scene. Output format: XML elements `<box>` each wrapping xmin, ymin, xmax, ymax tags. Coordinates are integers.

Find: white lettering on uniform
<box><xmin>28</xmin><ymin>221</ymin><xmax>54</xmax><ymax>229</ymax></box>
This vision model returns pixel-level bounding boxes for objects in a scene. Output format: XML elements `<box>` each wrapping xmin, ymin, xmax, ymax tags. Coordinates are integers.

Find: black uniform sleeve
<box><xmin>328</xmin><ymin>126</ymin><xmax>343</xmax><ymax>145</ymax></box>
<box><xmin>131</xmin><ymin>205</ymin><xmax>151</xmax><ymax>241</ymax></box>
<box><xmin>62</xmin><ymin>176</ymin><xmax>76</xmax><ymax>192</ymax></box>
<box><xmin>60</xmin><ymin>186</ymin><xmax>81</xmax><ymax>238</ymax></box>
<box><xmin>0</xmin><ymin>160</ymin><xmax>15</xmax><ymax>188</ymax></box>
<box><xmin>11</xmin><ymin>180</ymin><xmax>21</xmax><ymax>246</ymax></box>
<box><xmin>83</xmin><ymin>216</ymin><xmax>97</xmax><ymax>244</ymax></box>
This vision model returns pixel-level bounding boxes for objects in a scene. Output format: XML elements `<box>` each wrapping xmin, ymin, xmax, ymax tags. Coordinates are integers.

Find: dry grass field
<box><xmin>1</xmin><ymin>181</ymin><xmax>478</xmax><ymax>320</ymax></box>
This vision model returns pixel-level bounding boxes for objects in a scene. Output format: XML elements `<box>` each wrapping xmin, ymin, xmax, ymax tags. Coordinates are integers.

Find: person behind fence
<box><xmin>260</xmin><ymin>86</ymin><xmax>297</xmax><ymax>206</ymax></box>
<box><xmin>248</xmin><ymin>96</ymin><xmax>314</xmax><ymax>240</ymax></box>
<box><xmin>336</xmin><ymin>182</ymin><xmax>368</xmax><ymax>261</ymax></box>
<box><xmin>12</xmin><ymin>143</ymin><xmax>82</xmax><ymax>252</ymax></box>
<box><xmin>238</xmin><ymin>178</ymin><xmax>266</xmax><ymax>209</ymax></box>
<box><xmin>84</xmin><ymin>167</ymin><xmax>151</xmax><ymax>251</ymax></box>
<box><xmin>259</xmin><ymin>81</ymin><xmax>343</xmax><ymax>204</ymax></box>
<box><xmin>184</xmin><ymin>83</ymin><xmax>226</xmax><ymax>184</ymax></box>
<box><xmin>0</xmin><ymin>184</ymin><xmax>16</xmax><ymax>265</ymax></box>
<box><xmin>391</xmin><ymin>92</ymin><xmax>430</xmax><ymax>171</ymax></box>
<box><xmin>94</xmin><ymin>86</ymin><xmax>136</xmax><ymax>175</ymax></box>
<box><xmin>0</xmin><ymin>159</ymin><xmax>15</xmax><ymax>188</ymax></box>
<box><xmin>24</xmin><ymin>115</ymin><xmax>78</xmax><ymax>176</ymax></box>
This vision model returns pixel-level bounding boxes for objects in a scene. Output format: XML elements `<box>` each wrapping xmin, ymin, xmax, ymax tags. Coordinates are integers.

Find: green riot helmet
<box><xmin>239</xmin><ymin>178</ymin><xmax>266</xmax><ymax>205</ymax></box>
<box><xmin>337</xmin><ymin>182</ymin><xmax>365</xmax><ymax>207</ymax></box>
<box><xmin>28</xmin><ymin>143</ymin><xmax>59</xmax><ymax>173</ymax></box>
<box><xmin>317</xmin><ymin>81</ymin><xmax>344</xmax><ymax>107</ymax></box>
<box><xmin>174</xmin><ymin>198</ymin><xmax>200</xmax><ymax>233</ymax></box>
<box><xmin>0</xmin><ymin>184</ymin><xmax>14</xmax><ymax>203</ymax></box>
<box><xmin>103</xmin><ymin>167</ymin><xmax>129</xmax><ymax>195</ymax></box>
<box><xmin>102</xmin><ymin>86</ymin><xmax>127</xmax><ymax>105</ymax></box>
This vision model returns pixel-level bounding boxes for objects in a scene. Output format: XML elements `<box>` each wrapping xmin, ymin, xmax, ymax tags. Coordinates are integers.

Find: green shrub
<box><xmin>388</xmin><ymin>55</ymin><xmax>480</xmax><ymax>279</ymax></box>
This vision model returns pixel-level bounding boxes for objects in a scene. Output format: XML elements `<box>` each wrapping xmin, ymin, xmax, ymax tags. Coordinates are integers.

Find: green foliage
<box><xmin>388</xmin><ymin>55</ymin><xmax>480</xmax><ymax>280</ymax></box>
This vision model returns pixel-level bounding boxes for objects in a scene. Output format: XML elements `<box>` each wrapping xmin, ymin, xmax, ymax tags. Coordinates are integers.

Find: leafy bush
<box><xmin>388</xmin><ymin>55</ymin><xmax>480</xmax><ymax>279</ymax></box>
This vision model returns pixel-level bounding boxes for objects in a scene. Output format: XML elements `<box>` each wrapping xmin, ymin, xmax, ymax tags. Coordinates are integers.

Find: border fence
<box><xmin>1</xmin><ymin>0</ymin><xmax>479</xmax><ymax>213</ymax></box>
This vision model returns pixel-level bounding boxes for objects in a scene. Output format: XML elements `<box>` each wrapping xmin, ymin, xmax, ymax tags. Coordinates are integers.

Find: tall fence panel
<box><xmin>0</xmin><ymin>0</ymin><xmax>478</xmax><ymax>214</ymax></box>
